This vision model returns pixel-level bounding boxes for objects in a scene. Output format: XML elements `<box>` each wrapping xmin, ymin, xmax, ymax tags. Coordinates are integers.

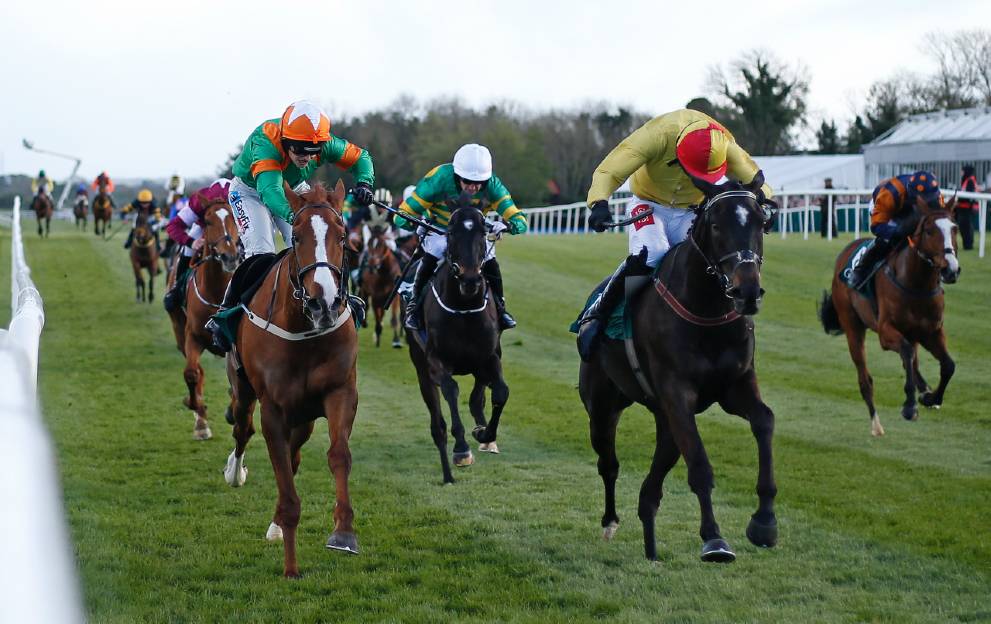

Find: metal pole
<box><xmin>979</xmin><ymin>199</ymin><xmax>986</xmax><ymax>259</ymax></box>
<box><xmin>827</xmin><ymin>192</ymin><xmax>834</xmax><ymax>241</ymax></box>
<box><xmin>21</xmin><ymin>140</ymin><xmax>82</xmax><ymax>212</ymax></box>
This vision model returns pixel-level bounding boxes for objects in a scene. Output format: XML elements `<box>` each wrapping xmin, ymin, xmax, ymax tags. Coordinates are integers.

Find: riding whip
<box><xmin>384</xmin><ymin>235</ymin><xmax>424</xmax><ymax>310</ymax></box>
<box><xmin>366</xmin><ymin>198</ymin><xmax>446</xmax><ymax>235</ymax></box>
<box><xmin>104</xmin><ymin>217</ymin><xmax>130</xmax><ymax>242</ymax></box>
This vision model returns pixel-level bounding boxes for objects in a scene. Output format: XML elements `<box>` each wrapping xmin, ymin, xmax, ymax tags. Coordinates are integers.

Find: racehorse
<box><xmin>359</xmin><ymin>227</ymin><xmax>403</xmax><ymax>348</ymax></box>
<box><xmin>579</xmin><ymin>172</ymin><xmax>778</xmax><ymax>563</ymax></box>
<box><xmin>129</xmin><ymin>213</ymin><xmax>159</xmax><ymax>303</ymax></box>
<box><xmin>74</xmin><ymin>195</ymin><xmax>88</xmax><ymax>231</ymax></box>
<box><xmin>396</xmin><ymin>231</ymin><xmax>419</xmax><ymax>267</ymax></box>
<box><xmin>222</xmin><ymin>180</ymin><xmax>360</xmax><ymax>578</ymax></box>
<box><xmin>345</xmin><ymin>230</ymin><xmax>363</xmax><ymax>294</ymax></box>
<box><xmin>407</xmin><ymin>193</ymin><xmax>509</xmax><ymax>484</ymax></box>
<box><xmin>92</xmin><ymin>190</ymin><xmax>113</xmax><ymax>237</ymax></box>
<box><xmin>31</xmin><ymin>194</ymin><xmax>53</xmax><ymax>237</ymax></box>
<box><xmin>166</xmin><ymin>200</ymin><xmax>240</xmax><ymax>441</ymax></box>
<box><xmin>819</xmin><ymin>196</ymin><xmax>960</xmax><ymax>437</ymax></box>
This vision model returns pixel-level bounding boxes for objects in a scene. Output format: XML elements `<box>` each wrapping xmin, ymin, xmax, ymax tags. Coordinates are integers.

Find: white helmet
<box><xmin>452</xmin><ymin>144</ymin><xmax>492</xmax><ymax>182</ymax></box>
<box><xmin>402</xmin><ymin>185</ymin><xmax>416</xmax><ymax>201</ymax></box>
<box><xmin>373</xmin><ymin>188</ymin><xmax>393</xmax><ymax>205</ymax></box>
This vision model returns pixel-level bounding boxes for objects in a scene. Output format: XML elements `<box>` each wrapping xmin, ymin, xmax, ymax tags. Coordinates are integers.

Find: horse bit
<box><xmin>287</xmin><ymin>203</ymin><xmax>349</xmax><ymax>313</ymax></box>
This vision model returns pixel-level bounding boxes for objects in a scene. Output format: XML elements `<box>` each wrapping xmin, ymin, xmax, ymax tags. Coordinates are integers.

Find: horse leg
<box><xmin>183</xmin><ymin>332</ymin><xmax>211</xmax><ymax>440</ymax></box>
<box><xmin>260</xmin><ymin>404</ymin><xmax>303</xmax><ymax>578</ymax></box>
<box><xmin>46</xmin><ymin>217</ymin><xmax>51</xmax><ymax>237</ymax></box>
<box><xmin>148</xmin><ymin>264</ymin><xmax>156</xmax><ymax>303</ymax></box>
<box><xmin>324</xmin><ymin>384</ymin><xmax>360</xmax><ymax>555</ymax></box>
<box><xmin>223</xmin><ymin>356</ymin><xmax>256</xmax><ymax>488</ymax></box>
<box><xmin>719</xmin><ymin>370</ymin><xmax>778</xmax><ymax>549</ymax></box>
<box><xmin>843</xmin><ymin>321</ymin><xmax>884</xmax><ymax>436</ymax></box>
<box><xmin>910</xmin><ymin>345</ymin><xmax>931</xmax><ymax>395</ymax></box>
<box><xmin>878</xmin><ymin>325</ymin><xmax>919</xmax><ymax>421</ymax></box>
<box><xmin>374</xmin><ymin>306</ymin><xmax>384</xmax><ymax>347</ymax></box>
<box><xmin>38</xmin><ymin>219</ymin><xmax>43</xmax><ymax>237</ymax></box>
<box><xmin>637</xmin><ymin>413</ymin><xmax>682</xmax><ymax>561</ymax></box>
<box><xmin>412</xmin><ymin>346</ymin><xmax>455</xmax><ymax>483</ymax></box>
<box><xmin>467</xmin><ymin>376</ymin><xmax>495</xmax><ymax>453</ymax></box>
<box><xmin>390</xmin><ymin>296</ymin><xmax>402</xmax><ymax>348</ymax></box>
<box><xmin>470</xmin><ymin>354</ymin><xmax>508</xmax><ymax>446</ymax></box>
<box><xmin>918</xmin><ymin>329</ymin><xmax>955</xmax><ymax>409</ymax></box>
<box><xmin>133</xmin><ymin>262</ymin><xmax>144</xmax><ymax>302</ymax></box>
<box><xmin>260</xmin><ymin>421</ymin><xmax>316</xmax><ymax>543</ymax></box>
<box><xmin>439</xmin><ymin>374</ymin><xmax>473</xmax><ymax>468</ymax></box>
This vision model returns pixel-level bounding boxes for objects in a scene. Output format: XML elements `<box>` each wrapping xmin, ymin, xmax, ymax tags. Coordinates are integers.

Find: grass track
<box><xmin>17</xmin><ymin>221</ymin><xmax>991</xmax><ymax>623</ymax></box>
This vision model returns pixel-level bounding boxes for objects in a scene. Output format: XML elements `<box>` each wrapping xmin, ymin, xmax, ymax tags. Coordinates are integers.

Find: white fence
<box><xmin>520</xmin><ymin>189</ymin><xmax>989</xmax><ymax>258</ymax></box>
<box><xmin>0</xmin><ymin>197</ymin><xmax>84</xmax><ymax>623</ymax></box>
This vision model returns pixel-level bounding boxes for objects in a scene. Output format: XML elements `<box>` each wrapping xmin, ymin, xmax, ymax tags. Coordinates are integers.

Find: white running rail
<box><xmin>0</xmin><ymin>197</ymin><xmax>84</xmax><ymax>623</ymax></box>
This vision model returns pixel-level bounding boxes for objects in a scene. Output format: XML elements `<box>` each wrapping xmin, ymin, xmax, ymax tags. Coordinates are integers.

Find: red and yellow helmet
<box><xmin>280</xmin><ymin>101</ymin><xmax>331</xmax><ymax>154</ymax></box>
<box><xmin>676</xmin><ymin>120</ymin><xmax>730</xmax><ymax>183</ymax></box>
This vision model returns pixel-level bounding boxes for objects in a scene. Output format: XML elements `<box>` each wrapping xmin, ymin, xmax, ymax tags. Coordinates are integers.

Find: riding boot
<box><xmin>576</xmin><ymin>249</ymin><xmax>652</xmax><ymax>362</ymax></box>
<box><xmin>206</xmin><ymin>256</ymin><xmax>262</xmax><ymax>352</ymax></box>
<box><xmin>163</xmin><ymin>254</ymin><xmax>191</xmax><ymax>313</ymax></box>
<box><xmin>849</xmin><ymin>238</ymin><xmax>893</xmax><ymax>290</ymax></box>
<box><xmin>404</xmin><ymin>254</ymin><xmax>439</xmax><ymax>332</ymax></box>
<box><xmin>482</xmin><ymin>259</ymin><xmax>516</xmax><ymax>330</ymax></box>
<box><xmin>124</xmin><ymin>229</ymin><xmax>134</xmax><ymax>249</ymax></box>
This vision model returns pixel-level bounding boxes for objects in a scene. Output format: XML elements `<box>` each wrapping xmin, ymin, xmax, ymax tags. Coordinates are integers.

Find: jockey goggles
<box><xmin>284</xmin><ymin>138</ymin><xmax>325</xmax><ymax>155</ymax></box>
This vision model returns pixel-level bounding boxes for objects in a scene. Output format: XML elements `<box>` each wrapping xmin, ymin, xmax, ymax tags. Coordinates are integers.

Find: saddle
<box><xmin>841</xmin><ymin>239</ymin><xmax>907</xmax><ymax>301</ymax></box>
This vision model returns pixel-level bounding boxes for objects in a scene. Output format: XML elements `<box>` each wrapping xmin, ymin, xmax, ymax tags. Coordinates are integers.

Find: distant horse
<box><xmin>396</xmin><ymin>232</ymin><xmax>419</xmax><ymax>267</ymax></box>
<box><xmin>167</xmin><ymin>200</ymin><xmax>240</xmax><ymax>441</ymax></box>
<box><xmin>407</xmin><ymin>193</ymin><xmax>509</xmax><ymax>484</ymax></box>
<box><xmin>819</xmin><ymin>197</ymin><xmax>960</xmax><ymax>437</ymax></box>
<box><xmin>580</xmin><ymin>172</ymin><xmax>778</xmax><ymax>563</ymax></box>
<box><xmin>345</xmin><ymin>231</ymin><xmax>363</xmax><ymax>294</ymax></box>
<box><xmin>360</xmin><ymin>227</ymin><xmax>403</xmax><ymax>348</ymax></box>
<box><xmin>31</xmin><ymin>194</ymin><xmax>53</xmax><ymax>237</ymax></box>
<box><xmin>92</xmin><ymin>190</ymin><xmax>113</xmax><ymax>237</ymax></box>
<box><xmin>222</xmin><ymin>180</ymin><xmax>360</xmax><ymax>578</ymax></box>
<box><xmin>74</xmin><ymin>195</ymin><xmax>88</xmax><ymax>231</ymax></box>
<box><xmin>130</xmin><ymin>213</ymin><xmax>159</xmax><ymax>303</ymax></box>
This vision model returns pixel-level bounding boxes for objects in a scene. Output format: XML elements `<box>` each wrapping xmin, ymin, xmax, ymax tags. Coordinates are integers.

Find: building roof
<box><xmin>864</xmin><ymin>106</ymin><xmax>991</xmax><ymax>164</ymax></box>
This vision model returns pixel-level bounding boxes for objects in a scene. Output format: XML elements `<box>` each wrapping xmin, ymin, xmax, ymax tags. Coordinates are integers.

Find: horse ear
<box><xmin>331</xmin><ymin>179</ymin><xmax>346</xmax><ymax>207</ymax></box>
<box><xmin>443</xmin><ymin>193</ymin><xmax>456</xmax><ymax>209</ymax></box>
<box><xmin>747</xmin><ymin>170</ymin><xmax>765</xmax><ymax>194</ymax></box>
<box><xmin>284</xmin><ymin>182</ymin><xmax>302</xmax><ymax>211</ymax></box>
<box><xmin>944</xmin><ymin>192</ymin><xmax>957</xmax><ymax>212</ymax></box>
<box><xmin>686</xmin><ymin>171</ymin><xmax>720</xmax><ymax>198</ymax></box>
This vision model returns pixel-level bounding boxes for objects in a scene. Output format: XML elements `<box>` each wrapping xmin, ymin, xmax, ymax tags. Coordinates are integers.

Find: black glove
<box><xmin>352</xmin><ymin>183</ymin><xmax>373</xmax><ymax>207</ymax></box>
<box><xmin>588</xmin><ymin>200</ymin><xmax>612</xmax><ymax>233</ymax></box>
<box><xmin>755</xmin><ymin>189</ymin><xmax>778</xmax><ymax>215</ymax></box>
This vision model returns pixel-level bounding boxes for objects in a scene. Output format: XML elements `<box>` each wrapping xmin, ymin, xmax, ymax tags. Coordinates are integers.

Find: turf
<box><xmin>13</xmin><ymin>220</ymin><xmax>991</xmax><ymax>623</ymax></box>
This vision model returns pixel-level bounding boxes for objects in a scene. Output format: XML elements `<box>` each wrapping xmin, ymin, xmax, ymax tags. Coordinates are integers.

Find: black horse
<box><xmin>407</xmin><ymin>193</ymin><xmax>509</xmax><ymax>484</ymax></box>
<box><xmin>579</xmin><ymin>172</ymin><xmax>779</xmax><ymax>563</ymax></box>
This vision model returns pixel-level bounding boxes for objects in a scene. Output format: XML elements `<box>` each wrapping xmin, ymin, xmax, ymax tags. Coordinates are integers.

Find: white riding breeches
<box><xmin>625</xmin><ymin>195</ymin><xmax>697</xmax><ymax>267</ymax></box>
<box><xmin>229</xmin><ymin>176</ymin><xmax>292</xmax><ymax>258</ymax></box>
<box><xmin>421</xmin><ymin>231</ymin><xmax>496</xmax><ymax>262</ymax></box>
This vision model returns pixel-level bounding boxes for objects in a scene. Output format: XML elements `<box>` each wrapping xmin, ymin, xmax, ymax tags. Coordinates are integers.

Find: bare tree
<box><xmin>955</xmin><ymin>29</ymin><xmax>991</xmax><ymax>104</ymax></box>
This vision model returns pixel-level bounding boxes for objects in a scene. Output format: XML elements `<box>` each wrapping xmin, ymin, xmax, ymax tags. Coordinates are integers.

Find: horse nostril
<box><xmin>305</xmin><ymin>299</ymin><xmax>323</xmax><ymax>314</ymax></box>
<box><xmin>758</xmin><ymin>288</ymin><xmax>766</xmax><ymax>299</ymax></box>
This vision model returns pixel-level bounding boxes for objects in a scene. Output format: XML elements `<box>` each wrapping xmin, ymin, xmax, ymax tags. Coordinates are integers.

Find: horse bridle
<box><xmin>910</xmin><ymin>210</ymin><xmax>957</xmax><ymax>269</ymax></box>
<box><xmin>287</xmin><ymin>203</ymin><xmax>349</xmax><ymax>312</ymax></box>
<box><xmin>689</xmin><ymin>190</ymin><xmax>766</xmax><ymax>298</ymax></box>
<box><xmin>189</xmin><ymin>232</ymin><xmax>237</xmax><ymax>267</ymax></box>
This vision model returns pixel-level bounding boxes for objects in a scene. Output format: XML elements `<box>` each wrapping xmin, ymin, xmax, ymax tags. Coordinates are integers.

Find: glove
<box><xmin>489</xmin><ymin>221</ymin><xmax>508</xmax><ymax>236</ymax></box>
<box><xmin>352</xmin><ymin>183</ymin><xmax>373</xmax><ymax>207</ymax></box>
<box><xmin>394</xmin><ymin>214</ymin><xmax>414</xmax><ymax>232</ymax></box>
<box><xmin>588</xmin><ymin>200</ymin><xmax>611</xmax><ymax>232</ymax></box>
<box><xmin>507</xmin><ymin>214</ymin><xmax>527</xmax><ymax>235</ymax></box>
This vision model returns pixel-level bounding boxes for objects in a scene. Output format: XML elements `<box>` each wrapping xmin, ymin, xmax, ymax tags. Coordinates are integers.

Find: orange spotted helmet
<box><xmin>280</xmin><ymin>100</ymin><xmax>331</xmax><ymax>155</ymax></box>
<box><xmin>906</xmin><ymin>171</ymin><xmax>940</xmax><ymax>198</ymax></box>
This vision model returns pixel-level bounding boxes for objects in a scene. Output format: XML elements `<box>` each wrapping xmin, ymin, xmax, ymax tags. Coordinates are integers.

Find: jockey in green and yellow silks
<box><xmin>394</xmin><ymin>143</ymin><xmax>528</xmax><ymax>331</ymax></box>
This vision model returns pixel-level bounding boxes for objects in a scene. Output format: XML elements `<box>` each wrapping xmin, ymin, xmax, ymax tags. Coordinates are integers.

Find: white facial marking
<box><xmin>736</xmin><ymin>206</ymin><xmax>749</xmax><ymax>227</ymax></box>
<box><xmin>310</xmin><ymin>215</ymin><xmax>338</xmax><ymax>305</ymax></box>
<box><xmin>935</xmin><ymin>217</ymin><xmax>959</xmax><ymax>273</ymax></box>
<box><xmin>215</xmin><ymin>208</ymin><xmax>230</xmax><ymax>236</ymax></box>
<box><xmin>464</xmin><ymin>221</ymin><xmax>474</xmax><ymax>230</ymax></box>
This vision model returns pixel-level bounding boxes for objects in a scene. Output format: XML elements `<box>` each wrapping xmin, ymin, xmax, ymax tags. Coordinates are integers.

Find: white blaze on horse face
<box><xmin>309</xmin><ymin>215</ymin><xmax>338</xmax><ymax>305</ymax></box>
<box><xmin>464</xmin><ymin>221</ymin><xmax>474</xmax><ymax>230</ymax></box>
<box><xmin>214</xmin><ymin>208</ymin><xmax>230</xmax><ymax>236</ymax></box>
<box><xmin>736</xmin><ymin>206</ymin><xmax>749</xmax><ymax>228</ymax></box>
<box><xmin>934</xmin><ymin>217</ymin><xmax>960</xmax><ymax>273</ymax></box>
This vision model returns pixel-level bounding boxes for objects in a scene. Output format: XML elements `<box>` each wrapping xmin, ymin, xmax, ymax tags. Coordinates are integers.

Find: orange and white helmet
<box><xmin>280</xmin><ymin>100</ymin><xmax>332</xmax><ymax>154</ymax></box>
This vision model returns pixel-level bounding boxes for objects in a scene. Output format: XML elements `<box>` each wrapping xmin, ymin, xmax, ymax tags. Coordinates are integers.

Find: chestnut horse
<box><xmin>167</xmin><ymin>200</ymin><xmax>240</xmax><ymax>441</ymax></box>
<box><xmin>360</xmin><ymin>227</ymin><xmax>403</xmax><ymax>348</ymax></box>
<box><xmin>74</xmin><ymin>195</ymin><xmax>88</xmax><ymax>231</ymax></box>
<box><xmin>130</xmin><ymin>213</ymin><xmax>159</xmax><ymax>302</ymax></box>
<box><xmin>222</xmin><ymin>180</ymin><xmax>360</xmax><ymax>578</ymax></box>
<box><xmin>407</xmin><ymin>193</ymin><xmax>509</xmax><ymax>484</ymax></box>
<box><xmin>31</xmin><ymin>194</ymin><xmax>53</xmax><ymax>237</ymax></box>
<box><xmin>580</xmin><ymin>173</ymin><xmax>778</xmax><ymax>563</ymax></box>
<box><xmin>92</xmin><ymin>190</ymin><xmax>113</xmax><ymax>237</ymax></box>
<box><xmin>819</xmin><ymin>197</ymin><xmax>960</xmax><ymax>437</ymax></box>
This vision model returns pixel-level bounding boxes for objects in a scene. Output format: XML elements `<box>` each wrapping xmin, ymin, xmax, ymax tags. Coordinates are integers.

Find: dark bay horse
<box><xmin>360</xmin><ymin>227</ymin><xmax>403</xmax><ymax>348</ymax></box>
<box><xmin>167</xmin><ymin>200</ymin><xmax>239</xmax><ymax>441</ymax></box>
<box><xmin>222</xmin><ymin>180</ymin><xmax>360</xmax><ymax>578</ymax></box>
<box><xmin>130</xmin><ymin>213</ymin><xmax>159</xmax><ymax>302</ymax></box>
<box><xmin>407</xmin><ymin>193</ymin><xmax>509</xmax><ymax>484</ymax></box>
<box><xmin>580</xmin><ymin>172</ymin><xmax>778</xmax><ymax>563</ymax></box>
<box><xmin>92</xmin><ymin>190</ymin><xmax>113</xmax><ymax>237</ymax></box>
<box><xmin>345</xmin><ymin>230</ymin><xmax>363</xmax><ymax>294</ymax></box>
<box><xmin>819</xmin><ymin>197</ymin><xmax>960</xmax><ymax>437</ymax></box>
<box><xmin>74</xmin><ymin>195</ymin><xmax>88</xmax><ymax>231</ymax></box>
<box><xmin>31</xmin><ymin>194</ymin><xmax>53</xmax><ymax>237</ymax></box>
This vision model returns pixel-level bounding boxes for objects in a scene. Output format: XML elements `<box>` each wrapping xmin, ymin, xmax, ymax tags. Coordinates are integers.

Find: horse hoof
<box><xmin>326</xmin><ymin>531</ymin><xmax>359</xmax><ymax>555</ymax></box>
<box><xmin>901</xmin><ymin>407</ymin><xmax>919</xmax><ymax>421</ymax></box>
<box><xmin>453</xmin><ymin>451</ymin><xmax>474</xmax><ymax>467</ymax></box>
<box><xmin>225</xmin><ymin>406</ymin><xmax>235</xmax><ymax>425</ymax></box>
<box><xmin>224</xmin><ymin>449</ymin><xmax>248</xmax><ymax>487</ymax></box>
<box><xmin>478</xmin><ymin>442</ymin><xmax>499</xmax><ymax>454</ymax></box>
<box><xmin>746</xmin><ymin>516</ymin><xmax>778</xmax><ymax>548</ymax></box>
<box><xmin>601</xmin><ymin>521</ymin><xmax>619</xmax><ymax>541</ymax></box>
<box><xmin>266</xmin><ymin>522</ymin><xmax>283</xmax><ymax>541</ymax></box>
<box><xmin>193</xmin><ymin>425</ymin><xmax>212</xmax><ymax>441</ymax></box>
<box><xmin>701</xmin><ymin>538</ymin><xmax>736</xmax><ymax>563</ymax></box>
<box><xmin>392</xmin><ymin>341</ymin><xmax>403</xmax><ymax>349</ymax></box>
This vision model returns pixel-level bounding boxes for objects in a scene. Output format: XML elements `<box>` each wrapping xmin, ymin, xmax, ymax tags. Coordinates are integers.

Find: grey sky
<box><xmin>2</xmin><ymin>0</ymin><xmax>987</xmax><ymax>182</ymax></box>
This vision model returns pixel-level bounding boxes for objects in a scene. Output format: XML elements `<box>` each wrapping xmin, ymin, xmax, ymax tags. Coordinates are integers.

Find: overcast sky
<box><xmin>2</xmin><ymin>0</ymin><xmax>988</xmax><ymax>183</ymax></box>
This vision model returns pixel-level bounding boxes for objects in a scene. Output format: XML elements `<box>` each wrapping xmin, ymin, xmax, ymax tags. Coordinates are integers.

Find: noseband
<box><xmin>689</xmin><ymin>190</ymin><xmax>764</xmax><ymax>297</ymax></box>
<box><xmin>288</xmin><ymin>203</ymin><xmax>348</xmax><ymax>312</ymax></box>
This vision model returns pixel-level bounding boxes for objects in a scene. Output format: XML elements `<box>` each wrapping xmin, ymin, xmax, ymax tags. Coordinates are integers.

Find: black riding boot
<box><xmin>404</xmin><ymin>255</ymin><xmax>439</xmax><ymax>332</ymax></box>
<box><xmin>124</xmin><ymin>229</ymin><xmax>134</xmax><ymax>249</ymax></box>
<box><xmin>848</xmin><ymin>238</ymin><xmax>892</xmax><ymax>290</ymax></box>
<box><xmin>205</xmin><ymin>254</ymin><xmax>271</xmax><ymax>352</ymax></box>
<box><xmin>576</xmin><ymin>250</ymin><xmax>651</xmax><ymax>362</ymax></box>
<box><xmin>163</xmin><ymin>254</ymin><xmax>191</xmax><ymax>313</ymax></box>
<box><xmin>482</xmin><ymin>259</ymin><xmax>516</xmax><ymax>330</ymax></box>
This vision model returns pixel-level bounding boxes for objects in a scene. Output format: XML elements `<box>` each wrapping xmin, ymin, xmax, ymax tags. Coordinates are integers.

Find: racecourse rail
<box><xmin>0</xmin><ymin>197</ymin><xmax>84</xmax><ymax>623</ymax></box>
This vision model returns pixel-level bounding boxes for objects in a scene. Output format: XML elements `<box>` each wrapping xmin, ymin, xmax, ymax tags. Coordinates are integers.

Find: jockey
<box><xmin>165</xmin><ymin>171</ymin><xmax>185</xmax><ymax>207</ymax></box>
<box><xmin>75</xmin><ymin>183</ymin><xmax>88</xmax><ymax>201</ymax></box>
<box><xmin>162</xmin><ymin>179</ymin><xmax>232</xmax><ymax>312</ymax></box>
<box><xmin>395</xmin><ymin>143</ymin><xmax>528</xmax><ymax>332</ymax></box>
<box><xmin>575</xmin><ymin>109</ymin><xmax>774</xmax><ymax>362</ymax></box>
<box><xmin>206</xmin><ymin>100</ymin><xmax>375</xmax><ymax>350</ymax></box>
<box><xmin>31</xmin><ymin>170</ymin><xmax>55</xmax><ymax>200</ymax></box>
<box><xmin>122</xmin><ymin>189</ymin><xmax>161</xmax><ymax>249</ymax></box>
<box><xmin>847</xmin><ymin>171</ymin><xmax>943</xmax><ymax>290</ymax></box>
<box><xmin>92</xmin><ymin>172</ymin><xmax>116</xmax><ymax>206</ymax></box>
<box><xmin>348</xmin><ymin>188</ymin><xmax>397</xmax><ymax>250</ymax></box>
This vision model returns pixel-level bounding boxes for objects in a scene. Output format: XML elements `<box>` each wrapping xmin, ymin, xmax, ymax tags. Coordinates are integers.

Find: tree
<box><xmin>816</xmin><ymin>120</ymin><xmax>841</xmax><ymax>154</ymax></box>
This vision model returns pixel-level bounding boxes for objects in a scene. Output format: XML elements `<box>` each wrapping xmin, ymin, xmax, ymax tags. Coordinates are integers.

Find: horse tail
<box><xmin>817</xmin><ymin>289</ymin><xmax>843</xmax><ymax>335</ymax></box>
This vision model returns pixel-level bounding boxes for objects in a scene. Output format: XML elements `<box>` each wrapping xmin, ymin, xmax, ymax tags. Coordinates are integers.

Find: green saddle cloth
<box><xmin>176</xmin><ymin>267</ymin><xmax>192</xmax><ymax>308</ymax></box>
<box><xmin>210</xmin><ymin>305</ymin><xmax>244</xmax><ymax>348</ymax></box>
<box><xmin>841</xmin><ymin>240</ymin><xmax>881</xmax><ymax>301</ymax></box>
<box><xmin>569</xmin><ymin>284</ymin><xmax>632</xmax><ymax>341</ymax></box>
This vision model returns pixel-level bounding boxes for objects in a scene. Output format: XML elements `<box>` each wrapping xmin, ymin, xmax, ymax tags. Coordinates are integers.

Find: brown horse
<box><xmin>130</xmin><ymin>213</ymin><xmax>159</xmax><ymax>302</ymax></box>
<box><xmin>345</xmin><ymin>230</ymin><xmax>363</xmax><ymax>294</ymax></box>
<box><xmin>31</xmin><ymin>194</ymin><xmax>53</xmax><ymax>237</ymax></box>
<box><xmin>222</xmin><ymin>180</ymin><xmax>360</xmax><ymax>579</ymax></box>
<box><xmin>92</xmin><ymin>190</ymin><xmax>113</xmax><ymax>237</ymax></box>
<box><xmin>580</xmin><ymin>173</ymin><xmax>778</xmax><ymax>563</ymax></box>
<box><xmin>167</xmin><ymin>200</ymin><xmax>240</xmax><ymax>441</ymax></box>
<box><xmin>74</xmin><ymin>196</ymin><xmax>88</xmax><ymax>231</ymax></box>
<box><xmin>396</xmin><ymin>231</ymin><xmax>419</xmax><ymax>267</ymax></box>
<box><xmin>819</xmin><ymin>197</ymin><xmax>961</xmax><ymax>437</ymax></box>
<box><xmin>360</xmin><ymin>227</ymin><xmax>403</xmax><ymax>348</ymax></box>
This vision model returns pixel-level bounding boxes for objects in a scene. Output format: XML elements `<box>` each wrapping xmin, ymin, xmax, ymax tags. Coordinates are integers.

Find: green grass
<box><xmin>14</xmin><ymin>221</ymin><xmax>991</xmax><ymax>623</ymax></box>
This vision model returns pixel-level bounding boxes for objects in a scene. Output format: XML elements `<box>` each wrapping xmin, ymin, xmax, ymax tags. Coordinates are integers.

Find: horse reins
<box><xmin>688</xmin><ymin>190</ymin><xmax>764</xmax><ymax>298</ymax></box>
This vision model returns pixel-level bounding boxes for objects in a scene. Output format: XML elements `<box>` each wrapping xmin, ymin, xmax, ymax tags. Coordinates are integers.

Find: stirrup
<box><xmin>499</xmin><ymin>311</ymin><xmax>516</xmax><ymax>330</ymax></box>
<box><xmin>404</xmin><ymin>308</ymin><xmax>422</xmax><ymax>331</ymax></box>
<box><xmin>206</xmin><ymin>318</ymin><xmax>231</xmax><ymax>352</ymax></box>
<box><xmin>576</xmin><ymin>315</ymin><xmax>603</xmax><ymax>363</ymax></box>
